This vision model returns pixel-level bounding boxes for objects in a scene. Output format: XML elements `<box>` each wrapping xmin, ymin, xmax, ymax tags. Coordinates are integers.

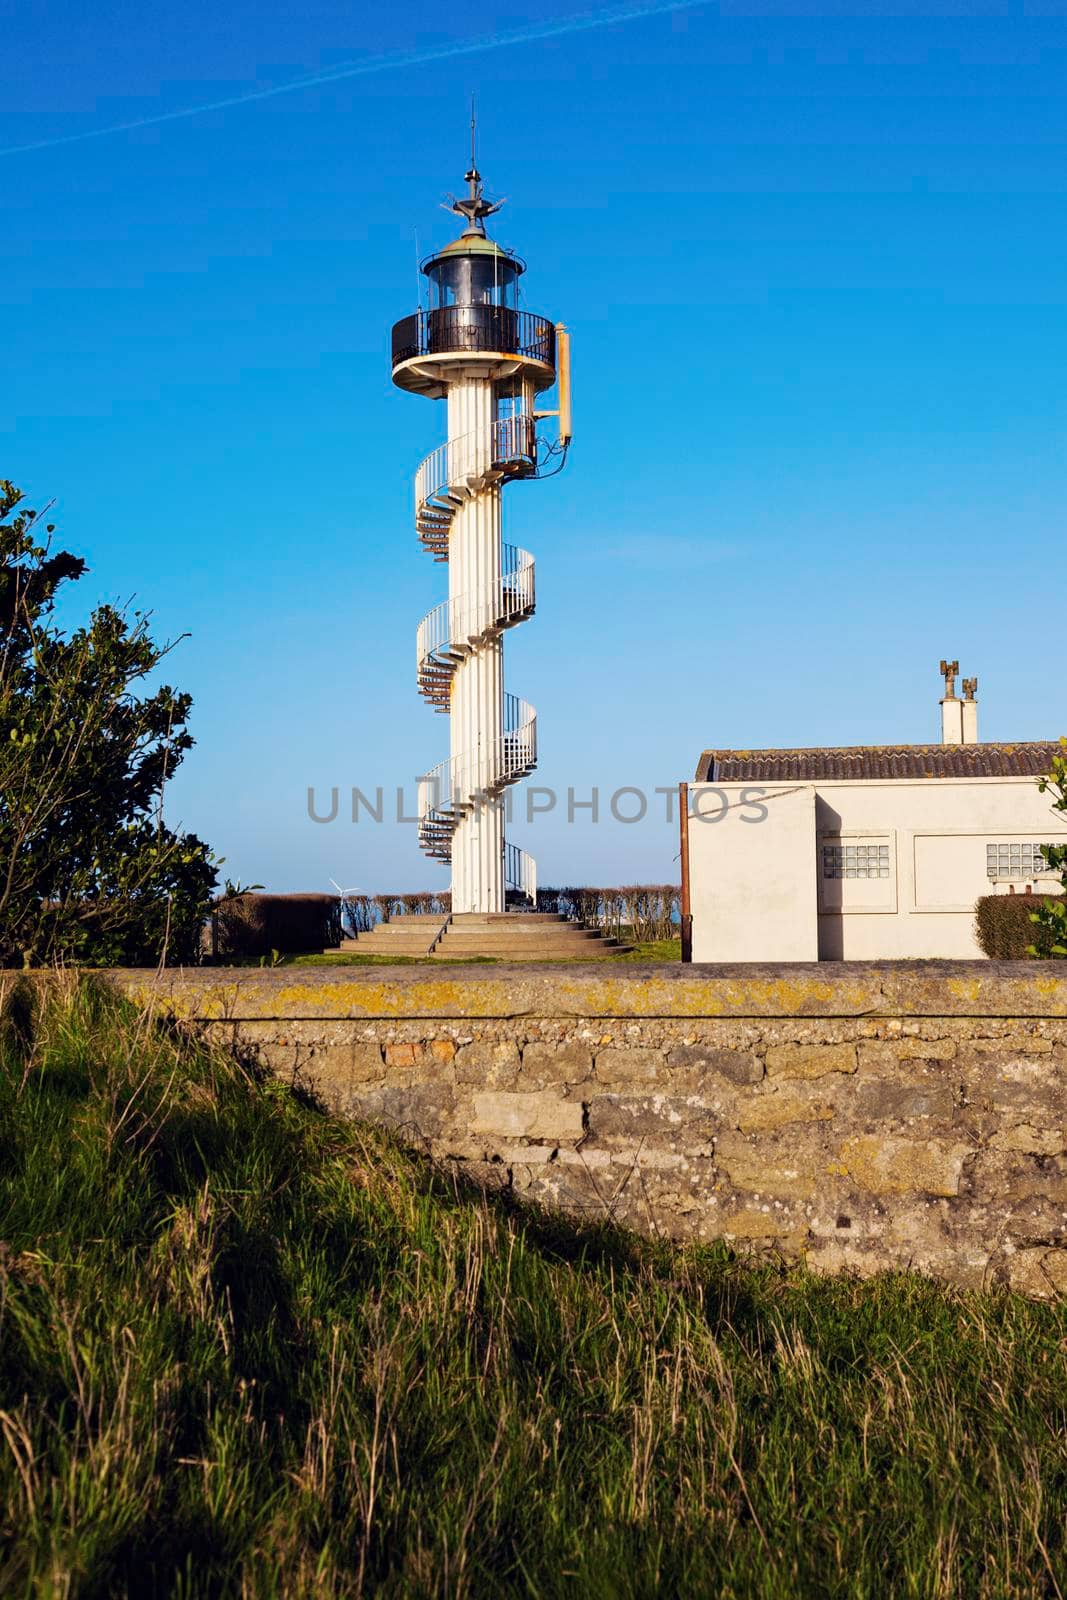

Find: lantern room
<box><xmin>422</xmin><ymin>233</ymin><xmax>524</xmax><ymax>313</ymax></box>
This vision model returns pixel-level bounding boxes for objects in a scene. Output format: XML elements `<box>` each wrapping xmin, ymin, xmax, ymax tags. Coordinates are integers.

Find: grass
<box><xmin>615</xmin><ymin>938</ymin><xmax>681</xmax><ymax>961</ymax></box>
<box><xmin>2</xmin><ymin>977</ymin><xmax>1067</xmax><ymax>1597</ymax></box>
<box><xmin>219</xmin><ymin>937</ymin><xmax>683</xmax><ymax>968</ymax></box>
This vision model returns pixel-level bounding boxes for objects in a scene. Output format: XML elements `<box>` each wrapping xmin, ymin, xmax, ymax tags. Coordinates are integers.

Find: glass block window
<box><xmin>986</xmin><ymin>843</ymin><xmax>1056</xmax><ymax>880</ymax></box>
<box><xmin>823</xmin><ymin>843</ymin><xmax>891</xmax><ymax>879</ymax></box>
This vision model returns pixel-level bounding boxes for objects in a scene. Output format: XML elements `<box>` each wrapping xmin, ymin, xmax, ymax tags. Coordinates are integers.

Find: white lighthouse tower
<box><xmin>391</xmin><ymin>150</ymin><xmax>571</xmax><ymax>914</ymax></box>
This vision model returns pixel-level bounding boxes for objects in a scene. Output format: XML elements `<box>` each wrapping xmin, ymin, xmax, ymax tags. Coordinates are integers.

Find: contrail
<box><xmin>0</xmin><ymin>0</ymin><xmax>707</xmax><ymax>158</ymax></box>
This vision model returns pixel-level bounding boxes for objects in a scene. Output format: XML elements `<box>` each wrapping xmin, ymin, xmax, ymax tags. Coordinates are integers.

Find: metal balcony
<box><xmin>392</xmin><ymin>307</ymin><xmax>555</xmax><ymax>371</ymax></box>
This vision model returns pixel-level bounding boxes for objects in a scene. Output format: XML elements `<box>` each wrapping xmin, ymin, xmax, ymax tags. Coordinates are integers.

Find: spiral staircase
<box><xmin>414</xmin><ymin>413</ymin><xmax>540</xmax><ymax>904</ymax></box>
<box><xmin>327</xmin><ymin>410</ymin><xmax>630</xmax><ymax>955</ymax></box>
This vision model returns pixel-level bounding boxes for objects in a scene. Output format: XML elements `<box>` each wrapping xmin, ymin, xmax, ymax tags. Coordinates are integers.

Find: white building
<box><xmin>688</xmin><ymin>667</ymin><xmax>1065</xmax><ymax>961</ymax></box>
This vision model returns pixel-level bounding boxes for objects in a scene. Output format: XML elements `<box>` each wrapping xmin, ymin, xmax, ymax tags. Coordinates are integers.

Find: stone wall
<box><xmin>117</xmin><ymin>963</ymin><xmax>1067</xmax><ymax>1297</ymax></box>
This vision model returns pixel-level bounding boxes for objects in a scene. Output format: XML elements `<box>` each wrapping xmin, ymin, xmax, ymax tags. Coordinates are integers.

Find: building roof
<box><xmin>694</xmin><ymin>742</ymin><xmax>1062</xmax><ymax>784</ymax></box>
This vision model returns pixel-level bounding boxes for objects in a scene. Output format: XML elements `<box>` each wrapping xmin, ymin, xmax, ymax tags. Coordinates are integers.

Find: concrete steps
<box><xmin>326</xmin><ymin>912</ymin><xmax>629</xmax><ymax>960</ymax></box>
<box><xmin>327</xmin><ymin>915</ymin><xmax>438</xmax><ymax>957</ymax></box>
<box><xmin>440</xmin><ymin>912</ymin><xmax>624</xmax><ymax>957</ymax></box>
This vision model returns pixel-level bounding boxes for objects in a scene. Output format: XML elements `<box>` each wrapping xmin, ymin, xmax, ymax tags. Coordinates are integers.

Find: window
<box><xmin>823</xmin><ymin>843</ymin><xmax>891</xmax><ymax>879</ymax></box>
<box><xmin>985</xmin><ymin>843</ymin><xmax>1057</xmax><ymax>881</ymax></box>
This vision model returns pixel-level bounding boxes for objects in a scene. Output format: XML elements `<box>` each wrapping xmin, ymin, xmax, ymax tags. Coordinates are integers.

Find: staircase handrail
<box><xmin>415</xmin><ymin>416</ymin><xmax>537</xmax><ymax>518</ymax></box>
<box><xmin>415</xmin><ymin>548</ymin><xmax>535</xmax><ymax>671</ymax></box>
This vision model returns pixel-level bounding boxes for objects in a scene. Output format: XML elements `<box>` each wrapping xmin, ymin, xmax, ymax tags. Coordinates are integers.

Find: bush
<box><xmin>333</xmin><ymin>894</ymin><xmax>452</xmax><ymax>937</ymax></box>
<box><xmin>213</xmin><ymin>892</ymin><xmax>341</xmax><ymax>957</ymax></box>
<box><xmin>331</xmin><ymin>887</ymin><xmax>680</xmax><ymax>941</ymax></box>
<box><xmin>536</xmin><ymin>885</ymin><xmax>680</xmax><ymax>941</ymax></box>
<box><xmin>0</xmin><ymin>479</ymin><xmax>217</xmax><ymax>966</ymax></box>
<box><xmin>1032</xmin><ymin>739</ymin><xmax>1067</xmax><ymax>957</ymax></box>
<box><xmin>974</xmin><ymin>893</ymin><xmax>1067</xmax><ymax>959</ymax></box>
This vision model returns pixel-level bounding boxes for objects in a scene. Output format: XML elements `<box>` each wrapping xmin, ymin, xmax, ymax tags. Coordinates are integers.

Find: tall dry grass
<box><xmin>1</xmin><ymin>976</ymin><xmax>1065</xmax><ymax>1597</ymax></box>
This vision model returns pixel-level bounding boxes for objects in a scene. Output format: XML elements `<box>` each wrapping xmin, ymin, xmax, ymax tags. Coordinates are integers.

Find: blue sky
<box><xmin>3</xmin><ymin>0</ymin><xmax>1065</xmax><ymax>893</ymax></box>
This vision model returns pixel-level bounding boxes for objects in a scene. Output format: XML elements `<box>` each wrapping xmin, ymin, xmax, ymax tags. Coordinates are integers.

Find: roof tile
<box><xmin>694</xmin><ymin>742</ymin><xmax>1062</xmax><ymax>783</ymax></box>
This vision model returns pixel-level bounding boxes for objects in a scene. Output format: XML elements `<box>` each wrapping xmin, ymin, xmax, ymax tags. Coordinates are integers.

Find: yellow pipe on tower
<box><xmin>555</xmin><ymin>323</ymin><xmax>572</xmax><ymax>444</ymax></box>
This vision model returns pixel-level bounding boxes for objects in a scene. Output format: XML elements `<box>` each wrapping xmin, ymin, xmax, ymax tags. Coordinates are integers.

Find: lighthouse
<box><xmin>391</xmin><ymin>150</ymin><xmax>571</xmax><ymax>914</ymax></box>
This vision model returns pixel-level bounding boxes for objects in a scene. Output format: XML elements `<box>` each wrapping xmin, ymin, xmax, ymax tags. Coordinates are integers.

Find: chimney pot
<box><xmin>939</xmin><ymin>658</ymin><xmax>963</xmax><ymax>745</ymax></box>
<box><xmin>961</xmin><ymin>676</ymin><xmax>978</xmax><ymax>744</ymax></box>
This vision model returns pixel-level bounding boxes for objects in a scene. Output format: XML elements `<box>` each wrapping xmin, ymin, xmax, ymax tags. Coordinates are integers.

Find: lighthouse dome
<box><xmin>422</xmin><ymin>229</ymin><xmax>524</xmax><ymax>313</ymax></box>
<box><xmin>432</xmin><ymin>230</ymin><xmax>523</xmax><ymax>264</ymax></box>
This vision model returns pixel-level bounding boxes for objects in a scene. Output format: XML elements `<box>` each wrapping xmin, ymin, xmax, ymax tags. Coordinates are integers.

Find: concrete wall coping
<box><xmin>87</xmin><ymin>961</ymin><xmax>1067</xmax><ymax>1019</ymax></box>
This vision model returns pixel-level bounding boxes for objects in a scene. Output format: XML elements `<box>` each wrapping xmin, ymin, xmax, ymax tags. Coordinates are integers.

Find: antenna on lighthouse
<box><xmin>444</xmin><ymin>95</ymin><xmax>504</xmax><ymax>233</ymax></box>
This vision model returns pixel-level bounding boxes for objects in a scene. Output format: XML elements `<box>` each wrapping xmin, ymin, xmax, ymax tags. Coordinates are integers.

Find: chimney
<box><xmin>939</xmin><ymin>658</ymin><xmax>962</xmax><ymax>745</ymax></box>
<box><xmin>961</xmin><ymin>677</ymin><xmax>978</xmax><ymax>744</ymax></box>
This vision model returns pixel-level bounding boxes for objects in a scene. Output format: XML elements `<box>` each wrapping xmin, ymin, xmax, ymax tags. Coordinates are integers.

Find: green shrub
<box><xmin>974</xmin><ymin>893</ymin><xmax>1066</xmax><ymax>958</ymax></box>
<box><xmin>0</xmin><ymin>479</ymin><xmax>217</xmax><ymax>966</ymax></box>
<box><xmin>1032</xmin><ymin>739</ymin><xmax>1067</xmax><ymax>957</ymax></box>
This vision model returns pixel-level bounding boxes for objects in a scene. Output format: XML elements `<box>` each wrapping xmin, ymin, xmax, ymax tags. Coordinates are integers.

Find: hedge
<box><xmin>535</xmin><ymin>886</ymin><xmax>680</xmax><ymax>942</ymax></box>
<box><xmin>336</xmin><ymin>887</ymin><xmax>682</xmax><ymax>943</ymax></box>
<box><xmin>213</xmin><ymin>893</ymin><xmax>341</xmax><ymax>958</ymax></box>
<box><xmin>974</xmin><ymin>893</ymin><xmax>1066</xmax><ymax>959</ymax></box>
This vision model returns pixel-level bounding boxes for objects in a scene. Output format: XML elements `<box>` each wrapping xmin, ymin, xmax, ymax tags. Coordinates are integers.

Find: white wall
<box><xmin>814</xmin><ymin>778</ymin><xmax>1066</xmax><ymax>959</ymax></box>
<box><xmin>689</xmin><ymin>783</ymin><xmax>818</xmax><ymax>961</ymax></box>
<box><xmin>689</xmin><ymin>776</ymin><xmax>1067</xmax><ymax>962</ymax></box>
